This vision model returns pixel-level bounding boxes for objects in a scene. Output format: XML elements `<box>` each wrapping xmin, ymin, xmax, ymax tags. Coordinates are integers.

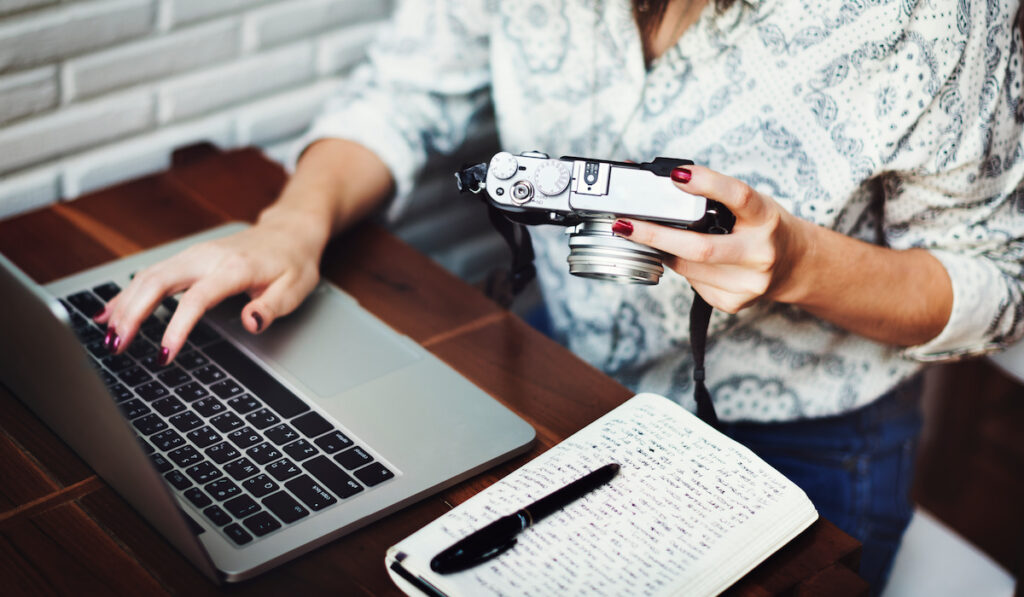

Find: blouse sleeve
<box><xmin>873</xmin><ymin>2</ymin><xmax>1024</xmax><ymax>360</ymax></box>
<box><xmin>290</xmin><ymin>0</ymin><xmax>493</xmax><ymax>218</ymax></box>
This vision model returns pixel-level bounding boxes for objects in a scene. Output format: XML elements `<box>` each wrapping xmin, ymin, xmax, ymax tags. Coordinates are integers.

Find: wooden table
<box><xmin>0</xmin><ymin>145</ymin><xmax>867</xmax><ymax>596</ymax></box>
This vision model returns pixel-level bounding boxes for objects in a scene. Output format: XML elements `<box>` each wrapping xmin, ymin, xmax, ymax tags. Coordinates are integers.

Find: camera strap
<box><xmin>689</xmin><ymin>292</ymin><xmax>719</xmax><ymax>428</ymax></box>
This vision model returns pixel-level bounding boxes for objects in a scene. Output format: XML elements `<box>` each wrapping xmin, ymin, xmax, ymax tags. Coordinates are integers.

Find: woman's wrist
<box><xmin>256</xmin><ymin>199</ymin><xmax>332</xmax><ymax>256</ymax></box>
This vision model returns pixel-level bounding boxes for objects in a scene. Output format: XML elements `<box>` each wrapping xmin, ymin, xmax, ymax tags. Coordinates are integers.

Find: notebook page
<box><xmin>391</xmin><ymin>393</ymin><xmax>816</xmax><ymax>597</ymax></box>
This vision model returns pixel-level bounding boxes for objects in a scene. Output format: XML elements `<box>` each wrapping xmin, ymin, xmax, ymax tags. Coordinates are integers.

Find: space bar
<box><xmin>203</xmin><ymin>340</ymin><xmax>310</xmax><ymax>419</ymax></box>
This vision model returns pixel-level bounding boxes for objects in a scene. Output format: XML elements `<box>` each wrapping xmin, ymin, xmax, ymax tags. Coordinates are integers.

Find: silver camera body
<box><xmin>457</xmin><ymin>151</ymin><xmax>733</xmax><ymax>285</ymax></box>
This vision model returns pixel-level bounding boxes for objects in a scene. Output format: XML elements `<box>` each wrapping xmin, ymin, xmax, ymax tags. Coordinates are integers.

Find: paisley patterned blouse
<box><xmin>296</xmin><ymin>0</ymin><xmax>1024</xmax><ymax>421</ymax></box>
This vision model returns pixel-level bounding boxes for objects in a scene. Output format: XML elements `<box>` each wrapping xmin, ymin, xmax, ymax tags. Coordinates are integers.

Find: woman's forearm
<box><xmin>779</xmin><ymin>219</ymin><xmax>953</xmax><ymax>347</ymax></box>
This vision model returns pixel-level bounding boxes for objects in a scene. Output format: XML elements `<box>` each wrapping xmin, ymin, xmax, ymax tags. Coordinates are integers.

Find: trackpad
<box><xmin>211</xmin><ymin>284</ymin><xmax>420</xmax><ymax>397</ymax></box>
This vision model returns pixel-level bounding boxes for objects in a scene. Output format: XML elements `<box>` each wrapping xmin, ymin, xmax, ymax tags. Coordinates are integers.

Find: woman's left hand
<box><xmin>612</xmin><ymin>164</ymin><xmax>811</xmax><ymax>314</ymax></box>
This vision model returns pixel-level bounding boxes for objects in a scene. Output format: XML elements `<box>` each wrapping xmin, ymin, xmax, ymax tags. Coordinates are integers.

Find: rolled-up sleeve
<box><xmin>290</xmin><ymin>0</ymin><xmax>493</xmax><ymax>218</ymax></box>
<box><xmin>881</xmin><ymin>3</ymin><xmax>1024</xmax><ymax>360</ymax></box>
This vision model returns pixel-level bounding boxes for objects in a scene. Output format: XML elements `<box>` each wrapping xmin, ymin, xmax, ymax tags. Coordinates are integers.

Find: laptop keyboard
<box><xmin>61</xmin><ymin>282</ymin><xmax>396</xmax><ymax>547</ymax></box>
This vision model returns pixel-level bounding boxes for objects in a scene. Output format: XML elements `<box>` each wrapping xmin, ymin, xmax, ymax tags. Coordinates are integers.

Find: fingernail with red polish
<box><xmin>157</xmin><ymin>347</ymin><xmax>169</xmax><ymax>366</ymax></box>
<box><xmin>111</xmin><ymin>334</ymin><xmax>121</xmax><ymax>352</ymax></box>
<box><xmin>252</xmin><ymin>311</ymin><xmax>263</xmax><ymax>332</ymax></box>
<box><xmin>103</xmin><ymin>327</ymin><xmax>116</xmax><ymax>350</ymax></box>
<box><xmin>612</xmin><ymin>220</ymin><xmax>634</xmax><ymax>236</ymax></box>
<box><xmin>671</xmin><ymin>167</ymin><xmax>692</xmax><ymax>183</ymax></box>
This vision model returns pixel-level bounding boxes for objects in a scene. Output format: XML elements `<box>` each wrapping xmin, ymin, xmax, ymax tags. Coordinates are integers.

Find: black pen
<box><xmin>430</xmin><ymin>462</ymin><xmax>620</xmax><ymax>574</ymax></box>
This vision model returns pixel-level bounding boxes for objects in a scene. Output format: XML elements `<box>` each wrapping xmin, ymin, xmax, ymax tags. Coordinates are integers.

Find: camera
<box><xmin>456</xmin><ymin>151</ymin><xmax>734</xmax><ymax>285</ymax></box>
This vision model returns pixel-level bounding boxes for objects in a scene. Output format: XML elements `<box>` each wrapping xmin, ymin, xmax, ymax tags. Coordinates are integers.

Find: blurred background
<box><xmin>0</xmin><ymin>1</ymin><xmax>1019</xmax><ymax>594</ymax></box>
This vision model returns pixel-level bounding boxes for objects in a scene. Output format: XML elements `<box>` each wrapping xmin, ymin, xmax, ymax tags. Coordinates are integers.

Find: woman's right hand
<box><xmin>94</xmin><ymin>208</ymin><xmax>329</xmax><ymax>365</ymax></box>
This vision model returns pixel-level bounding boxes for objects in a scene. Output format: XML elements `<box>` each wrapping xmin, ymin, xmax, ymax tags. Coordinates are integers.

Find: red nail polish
<box><xmin>157</xmin><ymin>347</ymin><xmax>169</xmax><ymax>366</ymax></box>
<box><xmin>110</xmin><ymin>334</ymin><xmax>121</xmax><ymax>352</ymax></box>
<box><xmin>103</xmin><ymin>327</ymin><xmax>116</xmax><ymax>350</ymax></box>
<box><xmin>612</xmin><ymin>220</ymin><xmax>634</xmax><ymax>236</ymax></box>
<box><xmin>252</xmin><ymin>311</ymin><xmax>263</xmax><ymax>332</ymax></box>
<box><xmin>671</xmin><ymin>167</ymin><xmax>692</xmax><ymax>183</ymax></box>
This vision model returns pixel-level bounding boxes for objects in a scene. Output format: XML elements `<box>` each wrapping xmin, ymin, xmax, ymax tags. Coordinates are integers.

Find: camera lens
<box><xmin>566</xmin><ymin>219</ymin><xmax>665</xmax><ymax>284</ymax></box>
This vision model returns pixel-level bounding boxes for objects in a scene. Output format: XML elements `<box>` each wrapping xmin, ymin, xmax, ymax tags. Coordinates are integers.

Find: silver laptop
<box><xmin>0</xmin><ymin>222</ymin><xmax>535</xmax><ymax>582</ymax></box>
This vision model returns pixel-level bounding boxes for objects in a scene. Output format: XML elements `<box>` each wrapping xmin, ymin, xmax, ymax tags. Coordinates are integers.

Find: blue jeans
<box><xmin>719</xmin><ymin>378</ymin><xmax>923</xmax><ymax>594</ymax></box>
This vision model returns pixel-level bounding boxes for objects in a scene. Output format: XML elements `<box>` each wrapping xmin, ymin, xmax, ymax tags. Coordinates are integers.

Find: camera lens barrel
<box><xmin>566</xmin><ymin>219</ymin><xmax>664</xmax><ymax>285</ymax></box>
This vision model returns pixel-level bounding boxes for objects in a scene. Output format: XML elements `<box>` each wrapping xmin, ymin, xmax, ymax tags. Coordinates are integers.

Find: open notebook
<box><xmin>386</xmin><ymin>393</ymin><xmax>818</xmax><ymax>596</ymax></box>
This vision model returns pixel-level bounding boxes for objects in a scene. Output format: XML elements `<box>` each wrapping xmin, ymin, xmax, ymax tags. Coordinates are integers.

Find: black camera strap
<box><xmin>689</xmin><ymin>292</ymin><xmax>718</xmax><ymax>428</ymax></box>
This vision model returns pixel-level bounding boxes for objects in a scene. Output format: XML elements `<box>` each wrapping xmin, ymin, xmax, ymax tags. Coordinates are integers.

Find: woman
<box><xmin>96</xmin><ymin>0</ymin><xmax>1024</xmax><ymax>589</ymax></box>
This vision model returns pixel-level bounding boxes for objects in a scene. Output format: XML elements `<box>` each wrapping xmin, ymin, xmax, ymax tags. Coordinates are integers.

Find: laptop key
<box><xmin>85</xmin><ymin>339</ymin><xmax>108</xmax><ymax>358</ymax></box>
<box><xmin>194</xmin><ymin>365</ymin><xmax>226</xmax><ymax>385</ymax></box>
<box><xmin>354</xmin><ymin>463</ymin><xmax>395</xmax><ymax>487</ymax></box>
<box><xmin>205</xmin><ymin>441</ymin><xmax>240</xmax><ymax>464</ymax></box>
<box><xmin>99</xmin><ymin>370</ymin><xmax>118</xmax><ymax>387</ymax></box>
<box><xmin>101</xmin><ymin>354</ymin><xmax>135</xmax><ymax>372</ymax></box>
<box><xmin>187</xmin><ymin>425</ymin><xmax>222</xmax><ymax>449</ymax></box>
<box><xmin>66</xmin><ymin>291</ymin><xmax>104</xmax><ymax>318</ymax></box>
<box><xmin>224</xmin><ymin>495</ymin><xmax>261</xmax><ymax>519</ymax></box>
<box><xmin>334</xmin><ymin>447</ymin><xmax>373</xmax><ymax>470</ymax></box>
<box><xmin>119</xmin><ymin>398</ymin><xmax>151</xmax><ymax>420</ymax></box>
<box><xmin>184</xmin><ymin>487</ymin><xmax>212</xmax><ymax>508</ymax></box>
<box><xmin>264</xmin><ymin>424</ymin><xmax>299</xmax><ymax>446</ymax></box>
<box><xmin>118</xmin><ymin>366</ymin><xmax>152</xmax><ymax>387</ymax></box>
<box><xmin>292</xmin><ymin>412</ymin><xmax>333</xmax><ymax>438</ymax></box>
<box><xmin>284</xmin><ymin>475</ymin><xmax>337</xmax><ymax>511</ymax></box>
<box><xmin>169</xmin><ymin>411</ymin><xmax>202</xmax><ymax>432</ymax></box>
<box><xmin>127</xmin><ymin>338</ymin><xmax>157</xmax><ymax>359</ymax></box>
<box><xmin>223</xmin><ymin>523</ymin><xmax>252</xmax><ymax>545</ymax></box>
<box><xmin>152</xmin><ymin>396</ymin><xmax>186</xmax><ymax>417</ymax></box>
<box><xmin>164</xmin><ymin>469</ymin><xmax>192</xmax><ymax>491</ymax></box>
<box><xmin>246</xmin><ymin>442</ymin><xmax>281</xmax><ymax>466</ymax></box>
<box><xmin>242</xmin><ymin>474</ymin><xmax>279</xmax><ymax>498</ymax></box>
<box><xmin>282</xmin><ymin>439</ymin><xmax>317</xmax><ymax>462</ymax></box>
<box><xmin>136</xmin><ymin>380</ymin><xmax>170</xmax><ymax>402</ymax></box>
<box><xmin>149</xmin><ymin>452</ymin><xmax>173</xmax><ymax>473</ymax></box>
<box><xmin>224</xmin><ymin>457</ymin><xmax>259</xmax><ymax>481</ymax></box>
<box><xmin>133</xmin><ymin>414</ymin><xmax>168</xmax><ymax>435</ymax></box>
<box><xmin>242</xmin><ymin>511</ymin><xmax>281</xmax><ymax>537</ymax></box>
<box><xmin>314</xmin><ymin>431</ymin><xmax>353</xmax><ymax>454</ymax></box>
<box><xmin>176</xmin><ymin>350</ymin><xmax>209</xmax><ymax>370</ymax></box>
<box><xmin>209</xmin><ymin>380</ymin><xmax>243</xmax><ymax>399</ymax></box>
<box><xmin>108</xmin><ymin>382</ymin><xmax>134</xmax><ymax>403</ymax></box>
<box><xmin>168</xmin><ymin>445</ymin><xmax>202</xmax><ymax>467</ymax></box>
<box><xmin>175</xmin><ymin>381</ymin><xmax>208</xmax><ymax>402</ymax></box>
<box><xmin>157</xmin><ymin>367</ymin><xmax>191</xmax><ymax>388</ymax></box>
<box><xmin>193</xmin><ymin>397</ymin><xmax>225</xmax><ymax>418</ymax></box>
<box><xmin>262</xmin><ymin>491</ymin><xmax>309</xmax><ymax>524</ymax></box>
<box><xmin>245</xmin><ymin>408</ymin><xmax>280</xmax><ymax>430</ymax></box>
<box><xmin>204</xmin><ymin>340</ymin><xmax>309</xmax><ymax>419</ymax></box>
<box><xmin>227</xmin><ymin>427</ymin><xmax>262</xmax><ymax>449</ymax></box>
<box><xmin>152</xmin><ymin>429</ymin><xmax>185</xmax><ymax>452</ymax></box>
<box><xmin>186</xmin><ymin>461</ymin><xmax>222</xmax><ymax>484</ymax></box>
<box><xmin>92</xmin><ymin>282</ymin><xmax>121</xmax><ymax>301</ymax></box>
<box><xmin>304</xmin><ymin>456</ymin><xmax>363</xmax><ymax>499</ymax></box>
<box><xmin>226</xmin><ymin>394</ymin><xmax>260</xmax><ymax>414</ymax></box>
<box><xmin>139</xmin><ymin>353</ymin><xmax>171</xmax><ymax>373</ymax></box>
<box><xmin>210</xmin><ymin>412</ymin><xmax>243</xmax><ymax>432</ymax></box>
<box><xmin>205</xmin><ymin>478</ymin><xmax>241</xmax><ymax>501</ymax></box>
<box><xmin>203</xmin><ymin>505</ymin><xmax>231</xmax><ymax>527</ymax></box>
<box><xmin>266</xmin><ymin>458</ymin><xmax>301</xmax><ymax>482</ymax></box>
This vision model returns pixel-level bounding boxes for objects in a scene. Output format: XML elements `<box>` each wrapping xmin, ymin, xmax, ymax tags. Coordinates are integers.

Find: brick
<box><xmin>62</xmin><ymin>114</ymin><xmax>232</xmax><ymax>197</ymax></box>
<box><xmin>315</xmin><ymin>20</ymin><xmax>381</xmax><ymax>76</ymax></box>
<box><xmin>0</xmin><ymin>91</ymin><xmax>154</xmax><ymax>175</ymax></box>
<box><xmin>158</xmin><ymin>42</ymin><xmax>314</xmax><ymax>123</ymax></box>
<box><xmin>63</xmin><ymin>18</ymin><xmax>240</xmax><ymax>101</ymax></box>
<box><xmin>234</xmin><ymin>79</ymin><xmax>337</xmax><ymax>147</ymax></box>
<box><xmin>163</xmin><ymin>0</ymin><xmax>271</xmax><ymax>28</ymax></box>
<box><xmin>0</xmin><ymin>163</ymin><xmax>59</xmax><ymax>219</ymax></box>
<box><xmin>0</xmin><ymin>0</ymin><xmax>155</xmax><ymax>74</ymax></box>
<box><xmin>0</xmin><ymin>65</ymin><xmax>57</xmax><ymax>125</ymax></box>
<box><xmin>0</xmin><ymin>0</ymin><xmax>57</xmax><ymax>18</ymax></box>
<box><xmin>244</xmin><ymin>0</ymin><xmax>391</xmax><ymax>51</ymax></box>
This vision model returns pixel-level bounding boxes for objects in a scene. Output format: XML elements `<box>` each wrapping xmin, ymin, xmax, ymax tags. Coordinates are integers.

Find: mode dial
<box><xmin>489</xmin><ymin>152</ymin><xmax>518</xmax><ymax>180</ymax></box>
<box><xmin>533</xmin><ymin>160</ymin><xmax>571</xmax><ymax>196</ymax></box>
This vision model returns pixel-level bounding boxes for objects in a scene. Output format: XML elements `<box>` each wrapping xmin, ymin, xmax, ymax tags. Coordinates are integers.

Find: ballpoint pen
<box><xmin>430</xmin><ymin>462</ymin><xmax>620</xmax><ymax>574</ymax></box>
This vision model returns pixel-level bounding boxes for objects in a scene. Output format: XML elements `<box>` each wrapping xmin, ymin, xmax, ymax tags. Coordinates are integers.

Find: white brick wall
<box><xmin>0</xmin><ymin>0</ymin><xmax>394</xmax><ymax>217</ymax></box>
